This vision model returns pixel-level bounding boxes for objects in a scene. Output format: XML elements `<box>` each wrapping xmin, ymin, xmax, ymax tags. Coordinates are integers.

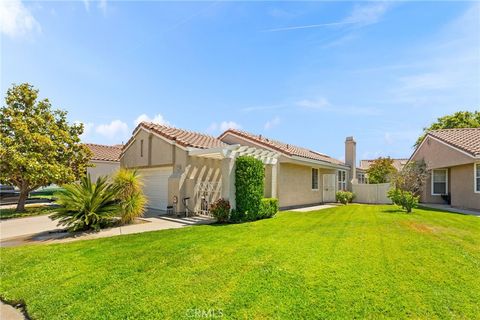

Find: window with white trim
<box><xmin>311</xmin><ymin>168</ymin><xmax>319</xmax><ymax>190</ymax></box>
<box><xmin>357</xmin><ymin>172</ymin><xmax>366</xmax><ymax>184</ymax></box>
<box><xmin>338</xmin><ymin>170</ymin><xmax>347</xmax><ymax>191</ymax></box>
<box><xmin>432</xmin><ymin>169</ymin><xmax>448</xmax><ymax>195</ymax></box>
<box><xmin>475</xmin><ymin>163</ymin><xmax>480</xmax><ymax>193</ymax></box>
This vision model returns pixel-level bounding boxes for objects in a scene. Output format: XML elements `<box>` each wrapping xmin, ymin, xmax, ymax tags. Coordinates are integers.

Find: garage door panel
<box><xmin>138</xmin><ymin>167</ymin><xmax>172</xmax><ymax>210</ymax></box>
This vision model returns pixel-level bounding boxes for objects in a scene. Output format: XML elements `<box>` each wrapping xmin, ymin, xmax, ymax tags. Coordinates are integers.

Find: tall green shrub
<box><xmin>235</xmin><ymin>156</ymin><xmax>264</xmax><ymax>218</ymax></box>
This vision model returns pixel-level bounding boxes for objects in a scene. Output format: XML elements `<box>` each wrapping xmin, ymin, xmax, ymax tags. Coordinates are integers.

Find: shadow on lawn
<box><xmin>381</xmin><ymin>208</ymin><xmax>406</xmax><ymax>214</ymax></box>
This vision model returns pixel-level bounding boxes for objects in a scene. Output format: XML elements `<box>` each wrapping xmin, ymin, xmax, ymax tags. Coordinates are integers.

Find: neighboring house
<box><xmin>85</xmin><ymin>143</ymin><xmax>123</xmax><ymax>181</ymax></box>
<box><xmin>358</xmin><ymin>158</ymin><xmax>408</xmax><ymax>184</ymax></box>
<box><xmin>121</xmin><ymin>122</ymin><xmax>365</xmax><ymax>212</ymax></box>
<box><xmin>409</xmin><ymin>128</ymin><xmax>480</xmax><ymax>211</ymax></box>
<box><xmin>360</xmin><ymin>158</ymin><xmax>408</xmax><ymax>172</ymax></box>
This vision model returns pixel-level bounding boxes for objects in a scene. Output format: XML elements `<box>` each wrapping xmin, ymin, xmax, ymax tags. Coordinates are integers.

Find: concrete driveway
<box><xmin>0</xmin><ymin>214</ymin><xmax>62</xmax><ymax>240</ymax></box>
<box><xmin>0</xmin><ymin>209</ymin><xmax>214</xmax><ymax>247</ymax></box>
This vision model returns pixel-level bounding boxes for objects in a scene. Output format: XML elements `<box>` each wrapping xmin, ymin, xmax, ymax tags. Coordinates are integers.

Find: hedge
<box><xmin>235</xmin><ymin>156</ymin><xmax>264</xmax><ymax>218</ymax></box>
<box><xmin>259</xmin><ymin>198</ymin><xmax>279</xmax><ymax>219</ymax></box>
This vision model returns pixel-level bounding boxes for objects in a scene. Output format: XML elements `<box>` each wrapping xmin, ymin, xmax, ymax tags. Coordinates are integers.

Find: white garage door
<box><xmin>138</xmin><ymin>167</ymin><xmax>172</xmax><ymax>210</ymax></box>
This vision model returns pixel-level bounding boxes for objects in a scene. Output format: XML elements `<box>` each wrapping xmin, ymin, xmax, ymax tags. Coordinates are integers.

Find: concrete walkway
<box><xmin>0</xmin><ymin>301</ymin><xmax>25</xmax><ymax>320</ymax></box>
<box><xmin>419</xmin><ymin>204</ymin><xmax>480</xmax><ymax>216</ymax></box>
<box><xmin>288</xmin><ymin>204</ymin><xmax>338</xmax><ymax>212</ymax></box>
<box><xmin>0</xmin><ymin>209</ymin><xmax>215</xmax><ymax>247</ymax></box>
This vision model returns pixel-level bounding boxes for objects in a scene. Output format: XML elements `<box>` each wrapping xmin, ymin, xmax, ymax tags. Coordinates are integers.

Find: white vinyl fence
<box><xmin>352</xmin><ymin>183</ymin><xmax>392</xmax><ymax>204</ymax></box>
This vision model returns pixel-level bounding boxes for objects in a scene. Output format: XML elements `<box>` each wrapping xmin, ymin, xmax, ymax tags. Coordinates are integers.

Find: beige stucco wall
<box><xmin>411</xmin><ymin>136</ymin><xmax>474</xmax><ymax>169</ymax></box>
<box><xmin>87</xmin><ymin>161</ymin><xmax>120</xmax><ymax>181</ymax></box>
<box><xmin>411</xmin><ymin>135</ymin><xmax>478</xmax><ymax>209</ymax></box>
<box><xmin>277</xmin><ymin>163</ymin><xmax>336</xmax><ymax>208</ymax></box>
<box><xmin>450</xmin><ymin>164</ymin><xmax>479</xmax><ymax>210</ymax></box>
<box><xmin>121</xmin><ymin>130</ymin><xmax>174</xmax><ymax>168</ymax></box>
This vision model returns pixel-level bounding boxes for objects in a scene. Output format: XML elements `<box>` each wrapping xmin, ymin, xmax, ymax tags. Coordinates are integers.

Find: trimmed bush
<box><xmin>235</xmin><ymin>156</ymin><xmax>264</xmax><ymax>217</ymax></box>
<box><xmin>388</xmin><ymin>188</ymin><xmax>419</xmax><ymax>213</ymax></box>
<box><xmin>210</xmin><ymin>198</ymin><xmax>230</xmax><ymax>223</ymax></box>
<box><xmin>259</xmin><ymin>198</ymin><xmax>279</xmax><ymax>219</ymax></box>
<box><xmin>336</xmin><ymin>191</ymin><xmax>355</xmax><ymax>205</ymax></box>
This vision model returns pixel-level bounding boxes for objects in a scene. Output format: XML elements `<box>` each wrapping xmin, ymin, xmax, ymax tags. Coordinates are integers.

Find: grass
<box><xmin>1</xmin><ymin>205</ymin><xmax>479</xmax><ymax>319</ymax></box>
<box><xmin>0</xmin><ymin>204</ymin><xmax>58</xmax><ymax>220</ymax></box>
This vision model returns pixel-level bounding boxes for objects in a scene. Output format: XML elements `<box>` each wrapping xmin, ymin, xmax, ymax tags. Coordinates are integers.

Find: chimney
<box><xmin>345</xmin><ymin>136</ymin><xmax>357</xmax><ymax>190</ymax></box>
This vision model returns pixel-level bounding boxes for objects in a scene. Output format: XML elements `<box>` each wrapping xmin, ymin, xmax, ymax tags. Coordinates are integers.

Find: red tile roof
<box><xmin>428</xmin><ymin>128</ymin><xmax>480</xmax><ymax>157</ymax></box>
<box><xmin>219</xmin><ymin>129</ymin><xmax>345</xmax><ymax>166</ymax></box>
<box><xmin>131</xmin><ymin>122</ymin><xmax>227</xmax><ymax>149</ymax></box>
<box><xmin>85</xmin><ymin>143</ymin><xmax>123</xmax><ymax>162</ymax></box>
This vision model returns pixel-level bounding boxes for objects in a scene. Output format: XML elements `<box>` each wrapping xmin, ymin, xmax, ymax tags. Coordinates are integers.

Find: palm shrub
<box><xmin>51</xmin><ymin>175</ymin><xmax>120</xmax><ymax>232</ymax></box>
<box><xmin>113</xmin><ymin>168</ymin><xmax>147</xmax><ymax>224</ymax></box>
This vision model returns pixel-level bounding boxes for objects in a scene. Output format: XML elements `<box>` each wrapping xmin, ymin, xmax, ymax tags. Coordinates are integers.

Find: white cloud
<box><xmin>134</xmin><ymin>113</ymin><xmax>170</xmax><ymax>126</ymax></box>
<box><xmin>263</xmin><ymin>2</ymin><xmax>393</xmax><ymax>32</ymax></box>
<box><xmin>98</xmin><ymin>0</ymin><xmax>107</xmax><ymax>15</ymax></box>
<box><xmin>344</xmin><ymin>2</ymin><xmax>393</xmax><ymax>27</ymax></box>
<box><xmin>0</xmin><ymin>0</ymin><xmax>41</xmax><ymax>38</ymax></box>
<box><xmin>82</xmin><ymin>0</ymin><xmax>90</xmax><ymax>12</ymax></box>
<box><xmin>264</xmin><ymin>116</ymin><xmax>281</xmax><ymax>130</ymax></box>
<box><xmin>206</xmin><ymin>121</ymin><xmax>242</xmax><ymax>133</ymax></box>
<box><xmin>96</xmin><ymin>120</ymin><xmax>129</xmax><ymax>139</ymax></box>
<box><xmin>295</xmin><ymin>97</ymin><xmax>330</xmax><ymax>109</ymax></box>
<box><xmin>389</xmin><ymin>3</ymin><xmax>480</xmax><ymax>106</ymax></box>
<box><xmin>219</xmin><ymin>121</ymin><xmax>241</xmax><ymax>131</ymax></box>
<box><xmin>82</xmin><ymin>0</ymin><xmax>107</xmax><ymax>14</ymax></box>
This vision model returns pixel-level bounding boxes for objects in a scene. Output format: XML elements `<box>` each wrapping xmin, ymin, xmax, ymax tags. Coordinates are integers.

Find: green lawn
<box><xmin>1</xmin><ymin>205</ymin><xmax>479</xmax><ymax>319</ymax></box>
<box><xmin>0</xmin><ymin>204</ymin><xmax>58</xmax><ymax>220</ymax></box>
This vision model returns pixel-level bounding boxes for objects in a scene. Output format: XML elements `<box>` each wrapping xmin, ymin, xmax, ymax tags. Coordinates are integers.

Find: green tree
<box><xmin>0</xmin><ymin>83</ymin><xmax>91</xmax><ymax>212</ymax></box>
<box><xmin>415</xmin><ymin>111</ymin><xmax>480</xmax><ymax>147</ymax></box>
<box><xmin>366</xmin><ymin>157</ymin><xmax>397</xmax><ymax>184</ymax></box>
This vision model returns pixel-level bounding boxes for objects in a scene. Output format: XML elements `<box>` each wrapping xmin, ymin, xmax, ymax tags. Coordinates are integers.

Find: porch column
<box><xmin>221</xmin><ymin>156</ymin><xmax>236</xmax><ymax>209</ymax></box>
<box><xmin>266</xmin><ymin>163</ymin><xmax>278</xmax><ymax>198</ymax></box>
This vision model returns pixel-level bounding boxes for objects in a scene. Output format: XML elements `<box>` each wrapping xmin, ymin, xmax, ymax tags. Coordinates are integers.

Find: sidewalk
<box><xmin>1</xmin><ymin>211</ymin><xmax>215</xmax><ymax>247</ymax></box>
<box><xmin>419</xmin><ymin>203</ymin><xmax>480</xmax><ymax>216</ymax></box>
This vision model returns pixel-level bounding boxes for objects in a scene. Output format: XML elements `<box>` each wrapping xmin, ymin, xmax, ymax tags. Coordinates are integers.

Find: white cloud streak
<box><xmin>263</xmin><ymin>2</ymin><xmax>393</xmax><ymax>32</ymax></box>
<box><xmin>0</xmin><ymin>0</ymin><xmax>40</xmax><ymax>38</ymax></box>
<box><xmin>264</xmin><ymin>116</ymin><xmax>281</xmax><ymax>130</ymax></box>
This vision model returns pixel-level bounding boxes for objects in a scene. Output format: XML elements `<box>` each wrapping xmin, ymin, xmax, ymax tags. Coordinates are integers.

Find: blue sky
<box><xmin>1</xmin><ymin>1</ymin><xmax>479</xmax><ymax>163</ymax></box>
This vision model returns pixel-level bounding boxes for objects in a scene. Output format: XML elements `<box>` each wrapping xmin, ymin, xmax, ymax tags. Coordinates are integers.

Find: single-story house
<box><xmin>85</xmin><ymin>143</ymin><xmax>122</xmax><ymax>181</ymax></box>
<box><xmin>409</xmin><ymin>128</ymin><xmax>479</xmax><ymax>211</ymax></box>
<box><xmin>120</xmin><ymin>122</ymin><xmax>365</xmax><ymax>213</ymax></box>
<box><xmin>360</xmin><ymin>158</ymin><xmax>408</xmax><ymax>171</ymax></box>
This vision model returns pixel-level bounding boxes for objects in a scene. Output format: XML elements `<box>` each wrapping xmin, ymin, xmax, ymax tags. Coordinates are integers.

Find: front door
<box><xmin>323</xmin><ymin>174</ymin><xmax>336</xmax><ymax>203</ymax></box>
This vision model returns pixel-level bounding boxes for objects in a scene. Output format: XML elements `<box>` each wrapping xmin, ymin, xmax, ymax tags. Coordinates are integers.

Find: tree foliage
<box><xmin>366</xmin><ymin>157</ymin><xmax>397</xmax><ymax>184</ymax></box>
<box><xmin>415</xmin><ymin>111</ymin><xmax>480</xmax><ymax>147</ymax></box>
<box><xmin>0</xmin><ymin>83</ymin><xmax>91</xmax><ymax>211</ymax></box>
<box><xmin>392</xmin><ymin>160</ymin><xmax>428</xmax><ymax>196</ymax></box>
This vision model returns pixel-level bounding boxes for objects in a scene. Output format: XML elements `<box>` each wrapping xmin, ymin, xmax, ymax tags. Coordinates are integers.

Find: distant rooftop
<box><xmin>85</xmin><ymin>143</ymin><xmax>123</xmax><ymax>162</ymax></box>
